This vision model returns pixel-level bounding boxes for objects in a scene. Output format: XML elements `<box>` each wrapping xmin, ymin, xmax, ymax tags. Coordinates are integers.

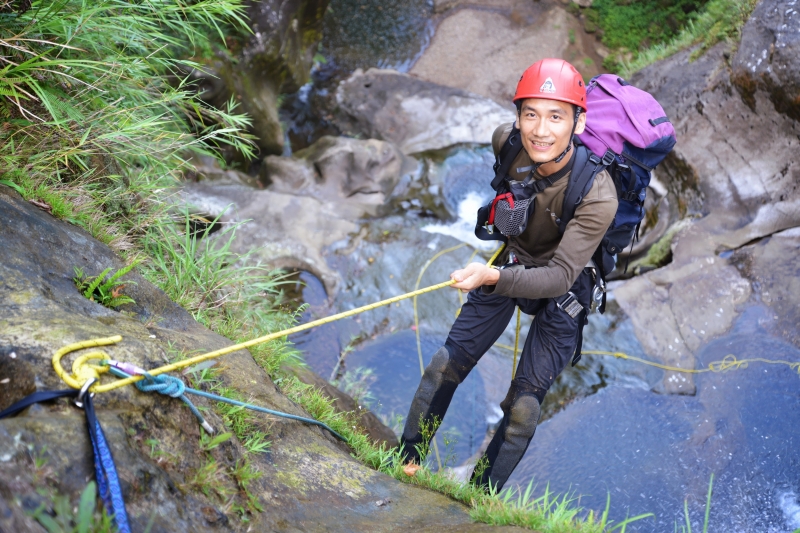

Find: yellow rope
<box><xmin>54</xmin><ymin>245</ymin><xmax>506</xmax><ymax>396</ymax></box>
<box><xmin>512</xmin><ymin>308</ymin><xmax>521</xmax><ymax>380</ymax></box>
<box><xmin>493</xmin><ymin>344</ymin><xmax>800</xmax><ymax>377</ymax></box>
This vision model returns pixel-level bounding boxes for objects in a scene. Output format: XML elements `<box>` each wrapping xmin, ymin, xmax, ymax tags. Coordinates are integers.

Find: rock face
<box><xmin>613</xmin><ymin>16</ymin><xmax>800</xmax><ymax>394</ymax></box>
<box><xmin>411</xmin><ymin>0</ymin><xmax>604</xmax><ymax>104</ymax></box>
<box><xmin>334</xmin><ymin>69</ymin><xmax>515</xmax><ymax>154</ymax></box>
<box><xmin>266</xmin><ymin>136</ymin><xmax>416</xmax><ymax>204</ymax></box>
<box><xmin>194</xmin><ymin>0</ymin><xmax>329</xmax><ymax>155</ymax></box>
<box><xmin>732</xmin><ymin>0</ymin><xmax>800</xmax><ymax>122</ymax></box>
<box><xmin>0</xmin><ymin>186</ymin><xmax>528</xmax><ymax>532</ymax></box>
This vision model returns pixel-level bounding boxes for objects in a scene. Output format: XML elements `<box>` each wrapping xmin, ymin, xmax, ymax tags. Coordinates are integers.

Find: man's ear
<box><xmin>573</xmin><ymin>111</ymin><xmax>587</xmax><ymax>135</ymax></box>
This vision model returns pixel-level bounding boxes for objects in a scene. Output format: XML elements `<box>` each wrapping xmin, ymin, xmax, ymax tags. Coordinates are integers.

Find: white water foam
<box><xmin>778</xmin><ymin>489</ymin><xmax>800</xmax><ymax>530</ymax></box>
<box><xmin>422</xmin><ymin>191</ymin><xmax>497</xmax><ymax>252</ymax></box>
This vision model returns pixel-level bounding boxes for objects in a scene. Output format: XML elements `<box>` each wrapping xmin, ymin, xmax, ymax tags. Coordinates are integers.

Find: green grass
<box><xmin>277</xmin><ymin>376</ymin><xmax>652</xmax><ymax>532</ymax></box>
<box><xmin>571</xmin><ymin>0</ymin><xmax>760</xmax><ymax>76</ymax></box>
<box><xmin>28</xmin><ymin>482</ymin><xmax>116</xmax><ymax>533</ymax></box>
<box><xmin>1</xmin><ymin>0</ymin><xmax>255</xmax><ymax>252</ymax></box>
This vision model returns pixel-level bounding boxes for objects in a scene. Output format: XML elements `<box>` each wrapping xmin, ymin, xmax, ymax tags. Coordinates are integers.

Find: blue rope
<box><xmin>107</xmin><ymin>367</ymin><xmax>346</xmax><ymax>442</ymax></box>
<box><xmin>84</xmin><ymin>394</ymin><xmax>131</xmax><ymax>533</ymax></box>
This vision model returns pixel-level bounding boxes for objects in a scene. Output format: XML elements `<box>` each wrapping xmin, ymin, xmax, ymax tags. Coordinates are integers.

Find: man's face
<box><xmin>516</xmin><ymin>98</ymin><xmax>586</xmax><ymax>164</ymax></box>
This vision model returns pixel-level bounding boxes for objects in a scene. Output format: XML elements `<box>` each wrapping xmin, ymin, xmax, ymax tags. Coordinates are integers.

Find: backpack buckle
<box><xmin>601</xmin><ymin>149</ymin><xmax>616</xmax><ymax>166</ymax></box>
<box><xmin>622</xmin><ymin>190</ymin><xmax>641</xmax><ymax>202</ymax></box>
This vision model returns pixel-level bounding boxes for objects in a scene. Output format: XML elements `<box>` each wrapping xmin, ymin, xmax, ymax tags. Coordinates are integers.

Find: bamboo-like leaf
<box><xmin>76</xmin><ymin>481</ymin><xmax>97</xmax><ymax>533</ymax></box>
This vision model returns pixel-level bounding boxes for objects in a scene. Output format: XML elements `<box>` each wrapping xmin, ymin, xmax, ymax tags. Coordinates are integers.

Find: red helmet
<box><xmin>513</xmin><ymin>58</ymin><xmax>586</xmax><ymax>111</ymax></box>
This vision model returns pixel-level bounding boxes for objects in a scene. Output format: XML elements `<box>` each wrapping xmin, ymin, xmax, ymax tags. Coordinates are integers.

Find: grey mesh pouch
<box><xmin>493</xmin><ymin>196</ymin><xmax>533</xmax><ymax>236</ymax></box>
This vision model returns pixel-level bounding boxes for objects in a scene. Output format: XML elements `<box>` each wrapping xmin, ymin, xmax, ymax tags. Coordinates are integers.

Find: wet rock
<box><xmin>2</xmin><ymin>185</ymin><xmax>516</xmax><ymax>532</ymax></box>
<box><xmin>731</xmin><ymin>0</ymin><xmax>800</xmax><ymax>121</ymax></box>
<box><xmin>178</xmin><ymin>183</ymin><xmax>358</xmax><ymax>295</ymax></box>
<box><xmin>410</xmin><ymin>1</ymin><xmax>603</xmax><ymax>103</ymax></box>
<box><xmin>290</xmin><ymin>137</ymin><xmax>416</xmax><ymax>200</ymax></box>
<box><xmin>193</xmin><ymin>0</ymin><xmax>329</xmax><ymax>155</ymax></box>
<box><xmin>630</xmin><ymin>43</ymin><xmax>800</xmax><ymax>217</ymax></box>
<box><xmin>334</xmin><ymin>68</ymin><xmax>515</xmax><ymax>154</ymax></box>
<box><xmin>731</xmin><ymin>227</ymin><xmax>800</xmax><ymax>346</ymax></box>
<box><xmin>615</xmin><ymin>226</ymin><xmax>751</xmax><ymax>395</ymax></box>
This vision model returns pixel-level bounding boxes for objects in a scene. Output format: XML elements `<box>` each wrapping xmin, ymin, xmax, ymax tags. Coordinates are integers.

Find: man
<box><xmin>400</xmin><ymin>58</ymin><xmax>618</xmax><ymax>491</ymax></box>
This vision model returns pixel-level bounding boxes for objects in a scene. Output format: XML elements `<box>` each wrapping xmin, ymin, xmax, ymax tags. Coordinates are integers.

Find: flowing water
<box><xmin>278</xmin><ymin>5</ymin><xmax>800</xmax><ymax>531</ymax></box>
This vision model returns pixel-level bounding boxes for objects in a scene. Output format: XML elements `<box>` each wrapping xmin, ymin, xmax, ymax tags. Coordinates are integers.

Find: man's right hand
<box><xmin>450</xmin><ymin>263</ymin><xmax>500</xmax><ymax>293</ymax></box>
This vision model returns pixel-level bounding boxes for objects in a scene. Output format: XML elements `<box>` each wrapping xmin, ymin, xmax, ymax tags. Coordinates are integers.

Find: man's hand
<box><xmin>450</xmin><ymin>262</ymin><xmax>500</xmax><ymax>293</ymax></box>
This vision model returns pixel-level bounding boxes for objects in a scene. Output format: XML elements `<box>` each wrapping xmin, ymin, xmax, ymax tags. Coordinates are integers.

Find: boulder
<box><xmin>179</xmin><ymin>136</ymin><xmax>416</xmax><ymax>297</ymax></box>
<box><xmin>334</xmin><ymin>68</ymin><xmax>515</xmax><ymax>154</ymax></box>
<box><xmin>410</xmin><ymin>1</ymin><xmax>603</xmax><ymax>103</ymax></box>
<box><xmin>0</xmin><ymin>185</ymin><xmax>529</xmax><ymax>532</ymax></box>
<box><xmin>178</xmin><ymin>183</ymin><xmax>358</xmax><ymax>296</ymax></box>
<box><xmin>265</xmin><ymin>136</ymin><xmax>416</xmax><ymax>204</ymax></box>
<box><xmin>732</xmin><ymin>0</ymin><xmax>800</xmax><ymax>122</ymax></box>
<box><xmin>612</xmin><ymin>40</ymin><xmax>800</xmax><ymax>394</ymax></box>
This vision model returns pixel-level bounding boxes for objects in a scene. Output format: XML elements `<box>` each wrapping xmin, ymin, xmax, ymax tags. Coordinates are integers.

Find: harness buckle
<box><xmin>557</xmin><ymin>292</ymin><xmax>583</xmax><ymax>319</ymax></box>
<box><xmin>601</xmin><ymin>149</ymin><xmax>616</xmax><ymax>166</ymax></box>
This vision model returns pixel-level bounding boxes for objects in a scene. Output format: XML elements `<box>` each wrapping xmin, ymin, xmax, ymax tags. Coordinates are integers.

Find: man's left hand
<box><xmin>450</xmin><ymin>263</ymin><xmax>500</xmax><ymax>293</ymax></box>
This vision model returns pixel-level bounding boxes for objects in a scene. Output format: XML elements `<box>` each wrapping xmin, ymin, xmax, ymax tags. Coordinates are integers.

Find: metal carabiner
<box><xmin>74</xmin><ymin>377</ymin><xmax>97</xmax><ymax>409</ymax></box>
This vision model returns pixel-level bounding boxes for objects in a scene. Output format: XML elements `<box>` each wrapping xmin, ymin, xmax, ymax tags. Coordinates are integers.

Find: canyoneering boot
<box><xmin>471</xmin><ymin>382</ymin><xmax>541</xmax><ymax>492</ymax></box>
<box><xmin>400</xmin><ymin>345</ymin><xmax>476</xmax><ymax>463</ymax></box>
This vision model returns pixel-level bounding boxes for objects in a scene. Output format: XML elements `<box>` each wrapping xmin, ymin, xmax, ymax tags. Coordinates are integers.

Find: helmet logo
<box><xmin>539</xmin><ymin>77</ymin><xmax>556</xmax><ymax>94</ymax></box>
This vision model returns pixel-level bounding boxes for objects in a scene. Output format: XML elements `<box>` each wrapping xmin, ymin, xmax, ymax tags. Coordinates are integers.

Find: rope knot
<box><xmin>136</xmin><ymin>374</ymin><xmax>185</xmax><ymax>398</ymax></box>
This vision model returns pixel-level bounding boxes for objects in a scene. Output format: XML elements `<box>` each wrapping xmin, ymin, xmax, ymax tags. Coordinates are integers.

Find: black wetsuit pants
<box><xmin>400</xmin><ymin>268</ymin><xmax>593</xmax><ymax>491</ymax></box>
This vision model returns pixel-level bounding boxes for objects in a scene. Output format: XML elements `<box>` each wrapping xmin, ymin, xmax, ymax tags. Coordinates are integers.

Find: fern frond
<box><xmin>83</xmin><ymin>267</ymin><xmax>112</xmax><ymax>299</ymax></box>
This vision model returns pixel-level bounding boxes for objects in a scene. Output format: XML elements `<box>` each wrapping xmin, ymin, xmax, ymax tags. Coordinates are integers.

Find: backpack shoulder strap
<box><xmin>558</xmin><ymin>141</ymin><xmax>613</xmax><ymax>235</ymax></box>
<box><xmin>490</xmin><ymin>125</ymin><xmax>523</xmax><ymax>191</ymax></box>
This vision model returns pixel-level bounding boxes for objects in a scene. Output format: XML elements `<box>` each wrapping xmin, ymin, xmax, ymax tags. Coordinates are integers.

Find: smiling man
<box><xmin>400</xmin><ymin>58</ymin><xmax>618</xmax><ymax>491</ymax></box>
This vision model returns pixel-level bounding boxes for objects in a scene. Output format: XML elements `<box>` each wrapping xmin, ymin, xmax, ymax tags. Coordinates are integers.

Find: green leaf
<box><xmin>202</xmin><ymin>431</ymin><xmax>232</xmax><ymax>450</ymax></box>
<box><xmin>76</xmin><ymin>481</ymin><xmax>97</xmax><ymax>533</ymax></box>
<box><xmin>0</xmin><ymin>179</ymin><xmax>24</xmax><ymax>195</ymax></box>
<box><xmin>83</xmin><ymin>267</ymin><xmax>112</xmax><ymax>300</ymax></box>
<box><xmin>30</xmin><ymin>503</ymin><xmax>63</xmax><ymax>533</ymax></box>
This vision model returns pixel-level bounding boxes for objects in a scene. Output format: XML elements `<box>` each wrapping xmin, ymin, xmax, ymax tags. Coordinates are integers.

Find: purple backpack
<box><xmin>570</xmin><ymin>74</ymin><xmax>677</xmax><ymax>276</ymax></box>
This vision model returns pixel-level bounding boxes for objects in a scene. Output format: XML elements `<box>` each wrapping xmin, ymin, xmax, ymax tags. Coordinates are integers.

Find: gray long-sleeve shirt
<box><xmin>484</xmin><ymin>123</ymin><xmax>618</xmax><ymax>300</ymax></box>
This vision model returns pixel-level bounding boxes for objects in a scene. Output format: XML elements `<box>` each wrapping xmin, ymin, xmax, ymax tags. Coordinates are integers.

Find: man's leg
<box><xmin>472</xmin><ymin>270</ymin><xmax>593</xmax><ymax>491</ymax></box>
<box><xmin>400</xmin><ymin>289</ymin><xmax>517</xmax><ymax>463</ymax></box>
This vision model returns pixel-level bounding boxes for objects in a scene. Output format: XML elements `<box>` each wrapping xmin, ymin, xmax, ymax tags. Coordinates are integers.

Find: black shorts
<box><xmin>445</xmin><ymin>268</ymin><xmax>593</xmax><ymax>404</ymax></box>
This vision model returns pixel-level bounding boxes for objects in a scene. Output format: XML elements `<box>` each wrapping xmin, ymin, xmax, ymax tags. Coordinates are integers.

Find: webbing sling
<box><xmin>0</xmin><ymin>389</ymin><xmax>131</xmax><ymax>533</ymax></box>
